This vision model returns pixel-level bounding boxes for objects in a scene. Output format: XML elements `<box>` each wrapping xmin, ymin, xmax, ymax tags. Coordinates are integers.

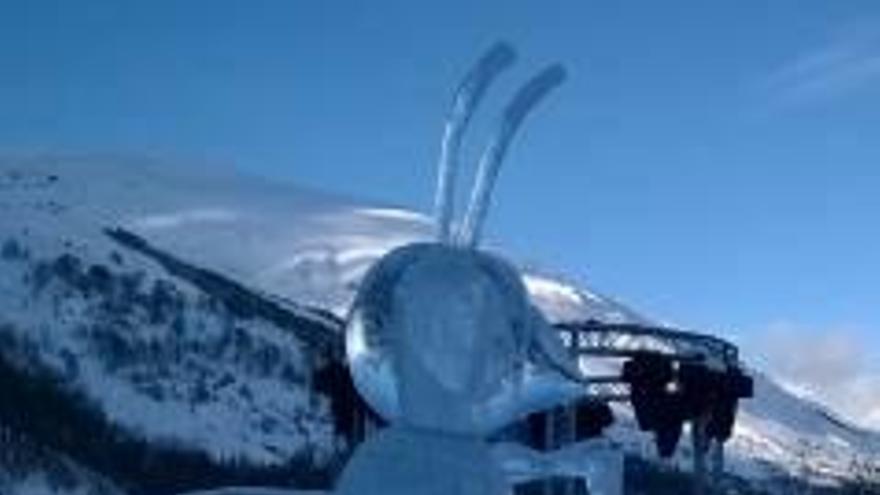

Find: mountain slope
<box><xmin>1</xmin><ymin>155</ymin><xmax>878</xmax><ymax>491</ymax></box>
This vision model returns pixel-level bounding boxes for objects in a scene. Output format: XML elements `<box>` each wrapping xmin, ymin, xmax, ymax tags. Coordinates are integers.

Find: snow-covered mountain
<box><xmin>1</xmin><ymin>156</ymin><xmax>878</xmax><ymax>494</ymax></box>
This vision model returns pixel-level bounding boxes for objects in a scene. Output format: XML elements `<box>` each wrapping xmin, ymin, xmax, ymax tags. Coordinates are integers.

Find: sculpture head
<box><xmin>347</xmin><ymin>243</ymin><xmax>534</xmax><ymax>433</ymax></box>
<box><xmin>345</xmin><ymin>42</ymin><xmax>582</xmax><ymax>435</ymax></box>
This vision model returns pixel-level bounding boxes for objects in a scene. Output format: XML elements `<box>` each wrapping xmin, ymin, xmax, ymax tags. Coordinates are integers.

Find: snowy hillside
<box><xmin>1</xmin><ymin>156</ymin><xmax>878</xmax><ymax>493</ymax></box>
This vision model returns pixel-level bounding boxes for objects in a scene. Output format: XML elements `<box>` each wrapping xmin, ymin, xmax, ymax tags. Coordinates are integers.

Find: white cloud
<box><xmin>761</xmin><ymin>22</ymin><xmax>880</xmax><ymax>107</ymax></box>
<box><xmin>749</xmin><ymin>321</ymin><xmax>880</xmax><ymax>431</ymax></box>
<box><xmin>134</xmin><ymin>208</ymin><xmax>241</xmax><ymax>229</ymax></box>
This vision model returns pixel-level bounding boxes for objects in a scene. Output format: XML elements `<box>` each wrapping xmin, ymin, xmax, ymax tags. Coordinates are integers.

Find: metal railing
<box><xmin>555</xmin><ymin>321</ymin><xmax>740</xmax><ymax>371</ymax></box>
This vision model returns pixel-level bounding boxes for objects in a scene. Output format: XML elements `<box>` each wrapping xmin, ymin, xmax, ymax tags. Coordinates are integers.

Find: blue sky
<box><xmin>2</xmin><ymin>2</ymin><xmax>879</xmax><ymax>424</ymax></box>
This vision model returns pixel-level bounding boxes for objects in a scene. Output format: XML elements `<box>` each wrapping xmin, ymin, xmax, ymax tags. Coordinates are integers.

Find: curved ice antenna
<box><xmin>434</xmin><ymin>42</ymin><xmax>517</xmax><ymax>243</ymax></box>
<box><xmin>457</xmin><ymin>64</ymin><xmax>567</xmax><ymax>247</ymax></box>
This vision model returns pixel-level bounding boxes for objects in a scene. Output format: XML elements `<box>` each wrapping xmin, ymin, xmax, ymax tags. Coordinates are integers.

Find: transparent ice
<box><xmin>347</xmin><ymin>243</ymin><xmax>593</xmax><ymax>432</ymax></box>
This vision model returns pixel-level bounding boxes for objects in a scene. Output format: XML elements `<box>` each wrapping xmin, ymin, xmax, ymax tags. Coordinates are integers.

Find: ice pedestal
<box><xmin>493</xmin><ymin>440</ymin><xmax>623</xmax><ymax>495</ymax></box>
<box><xmin>336</xmin><ymin>426</ymin><xmax>509</xmax><ymax>495</ymax></box>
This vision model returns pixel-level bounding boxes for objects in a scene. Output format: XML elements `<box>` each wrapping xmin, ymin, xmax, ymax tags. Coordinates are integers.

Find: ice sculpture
<box><xmin>346</xmin><ymin>243</ymin><xmax>588</xmax><ymax>435</ymax></box>
<box><xmin>338</xmin><ymin>42</ymin><xmax>619</xmax><ymax>495</ymax></box>
<box><xmin>176</xmin><ymin>42</ymin><xmax>621</xmax><ymax>495</ymax></box>
<box><xmin>346</xmin><ymin>42</ymin><xmax>585</xmax><ymax>436</ymax></box>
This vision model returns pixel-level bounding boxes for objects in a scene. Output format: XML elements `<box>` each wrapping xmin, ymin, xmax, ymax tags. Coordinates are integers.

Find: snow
<box><xmin>0</xmin><ymin>241</ymin><xmax>339</xmax><ymax>465</ymax></box>
<box><xmin>0</xmin><ymin>155</ymin><xmax>634</xmax><ymax>323</ymax></box>
<box><xmin>181</xmin><ymin>490</ymin><xmax>324</xmax><ymax>495</ymax></box>
<box><xmin>0</xmin><ymin>424</ymin><xmax>124</xmax><ymax>495</ymax></box>
<box><xmin>2</xmin><ymin>155</ymin><xmax>879</xmax><ymax>486</ymax></box>
<box><xmin>523</xmin><ymin>274</ymin><xmax>649</xmax><ymax>325</ymax></box>
<box><xmin>4</xmin><ymin>474</ymin><xmax>97</xmax><ymax>495</ymax></box>
<box><xmin>0</xmin><ymin>158</ymin><xmax>343</xmax><ymax>467</ymax></box>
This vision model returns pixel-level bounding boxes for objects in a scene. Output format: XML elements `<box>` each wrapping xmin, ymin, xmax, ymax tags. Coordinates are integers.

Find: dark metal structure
<box><xmin>542</xmin><ymin>320</ymin><xmax>753</xmax><ymax>495</ymax></box>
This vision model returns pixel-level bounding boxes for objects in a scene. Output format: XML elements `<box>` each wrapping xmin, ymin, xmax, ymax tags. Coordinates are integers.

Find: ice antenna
<box><xmin>434</xmin><ymin>42</ymin><xmax>517</xmax><ymax>243</ymax></box>
<box><xmin>457</xmin><ymin>64</ymin><xmax>567</xmax><ymax>247</ymax></box>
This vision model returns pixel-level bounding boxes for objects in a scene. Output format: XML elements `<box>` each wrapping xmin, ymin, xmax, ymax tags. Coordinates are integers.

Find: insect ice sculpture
<box><xmin>177</xmin><ymin>42</ymin><xmax>621</xmax><ymax>495</ymax></box>
<box><xmin>345</xmin><ymin>42</ymin><xmax>586</xmax><ymax>437</ymax></box>
<box><xmin>336</xmin><ymin>42</ymin><xmax>611</xmax><ymax>495</ymax></box>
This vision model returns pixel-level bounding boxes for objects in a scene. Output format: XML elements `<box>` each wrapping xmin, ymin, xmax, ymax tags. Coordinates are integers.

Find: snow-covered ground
<box><xmin>0</xmin><ymin>156</ymin><xmax>343</xmax><ymax>468</ymax></box>
<box><xmin>1</xmin><ymin>155</ymin><xmax>878</xmax><ymax>488</ymax></box>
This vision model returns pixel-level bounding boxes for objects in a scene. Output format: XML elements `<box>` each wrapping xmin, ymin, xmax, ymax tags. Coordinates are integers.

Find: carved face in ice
<box><xmin>394</xmin><ymin>245</ymin><xmax>527</xmax><ymax>397</ymax></box>
<box><xmin>345</xmin><ymin>243</ymin><xmax>535</xmax><ymax>433</ymax></box>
